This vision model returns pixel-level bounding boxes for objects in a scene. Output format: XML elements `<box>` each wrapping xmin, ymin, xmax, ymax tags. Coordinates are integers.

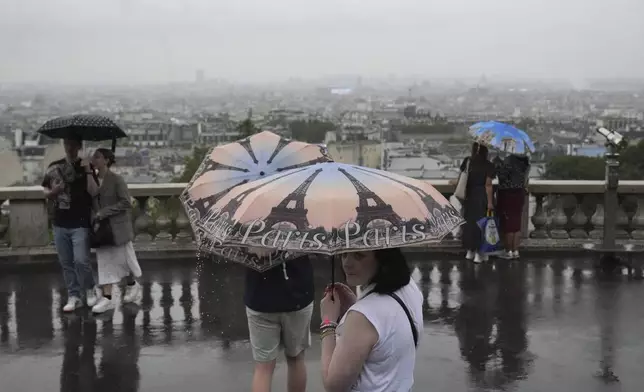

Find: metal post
<box><xmin>603</xmin><ymin>144</ymin><xmax>619</xmax><ymax>251</ymax></box>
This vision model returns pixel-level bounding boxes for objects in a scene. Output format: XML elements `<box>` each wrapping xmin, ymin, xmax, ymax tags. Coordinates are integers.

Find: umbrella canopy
<box><xmin>38</xmin><ymin>114</ymin><xmax>127</xmax><ymax>142</ymax></box>
<box><xmin>469</xmin><ymin>121</ymin><xmax>535</xmax><ymax>155</ymax></box>
<box><xmin>181</xmin><ymin>130</ymin><xmax>332</xmax><ymax>271</ymax></box>
<box><xmin>197</xmin><ymin>161</ymin><xmax>464</xmax><ymax>255</ymax></box>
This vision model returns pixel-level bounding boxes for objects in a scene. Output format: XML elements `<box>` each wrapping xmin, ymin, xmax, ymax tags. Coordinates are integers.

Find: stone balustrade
<box><xmin>1</xmin><ymin>180</ymin><xmax>644</xmax><ymax>257</ymax></box>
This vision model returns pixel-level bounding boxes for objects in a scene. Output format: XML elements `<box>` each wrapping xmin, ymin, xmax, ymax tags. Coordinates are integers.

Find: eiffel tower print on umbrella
<box><xmin>352</xmin><ymin>166</ymin><xmax>457</xmax><ymax>236</ymax></box>
<box><xmin>202</xmin><ymin>161</ymin><xmax>464</xmax><ymax>255</ymax></box>
<box><xmin>180</xmin><ymin>131</ymin><xmax>331</xmax><ymax>272</ymax></box>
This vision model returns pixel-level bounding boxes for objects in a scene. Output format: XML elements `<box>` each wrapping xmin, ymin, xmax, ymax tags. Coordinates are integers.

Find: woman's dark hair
<box><xmin>369</xmin><ymin>248</ymin><xmax>411</xmax><ymax>294</ymax></box>
<box><xmin>95</xmin><ymin>148</ymin><xmax>116</xmax><ymax>167</ymax></box>
<box><xmin>512</xmin><ymin>154</ymin><xmax>530</xmax><ymax>165</ymax></box>
<box><xmin>470</xmin><ymin>142</ymin><xmax>489</xmax><ymax>163</ymax></box>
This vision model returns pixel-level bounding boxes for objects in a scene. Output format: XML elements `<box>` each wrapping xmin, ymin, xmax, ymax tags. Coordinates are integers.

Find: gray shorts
<box><xmin>246</xmin><ymin>302</ymin><xmax>314</xmax><ymax>362</ymax></box>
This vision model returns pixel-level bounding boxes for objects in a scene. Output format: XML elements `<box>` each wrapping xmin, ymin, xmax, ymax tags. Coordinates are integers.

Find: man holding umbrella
<box><xmin>42</xmin><ymin>136</ymin><xmax>100</xmax><ymax>311</ymax></box>
<box><xmin>39</xmin><ymin>114</ymin><xmax>127</xmax><ymax>312</ymax></box>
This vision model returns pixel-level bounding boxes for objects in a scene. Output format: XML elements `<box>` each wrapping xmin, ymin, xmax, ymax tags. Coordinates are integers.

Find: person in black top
<box><xmin>458</xmin><ymin>142</ymin><xmax>496</xmax><ymax>264</ymax></box>
<box><xmin>494</xmin><ymin>154</ymin><xmax>531</xmax><ymax>259</ymax></box>
<box><xmin>42</xmin><ymin>137</ymin><xmax>100</xmax><ymax>312</ymax></box>
<box><xmin>244</xmin><ymin>250</ymin><xmax>314</xmax><ymax>392</ymax></box>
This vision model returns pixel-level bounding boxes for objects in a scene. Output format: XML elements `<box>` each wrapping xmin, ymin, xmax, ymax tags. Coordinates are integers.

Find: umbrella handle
<box><xmin>330</xmin><ymin>256</ymin><xmax>335</xmax><ymax>301</ymax></box>
<box><xmin>111</xmin><ymin>138</ymin><xmax>117</xmax><ymax>152</ymax></box>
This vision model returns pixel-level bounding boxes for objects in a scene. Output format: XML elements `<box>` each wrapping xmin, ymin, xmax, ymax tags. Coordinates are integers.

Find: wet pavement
<box><xmin>1</xmin><ymin>257</ymin><xmax>644</xmax><ymax>392</ymax></box>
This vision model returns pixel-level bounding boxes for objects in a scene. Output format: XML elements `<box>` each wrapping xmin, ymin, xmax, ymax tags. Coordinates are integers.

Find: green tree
<box><xmin>617</xmin><ymin>140</ymin><xmax>644</xmax><ymax>180</ymax></box>
<box><xmin>543</xmin><ymin>140</ymin><xmax>644</xmax><ymax>180</ymax></box>
<box><xmin>175</xmin><ymin>146</ymin><xmax>209</xmax><ymax>183</ymax></box>
<box><xmin>543</xmin><ymin>156</ymin><xmax>605</xmax><ymax>180</ymax></box>
<box><xmin>289</xmin><ymin>120</ymin><xmax>335</xmax><ymax>143</ymax></box>
<box><xmin>237</xmin><ymin>118</ymin><xmax>259</xmax><ymax>138</ymax></box>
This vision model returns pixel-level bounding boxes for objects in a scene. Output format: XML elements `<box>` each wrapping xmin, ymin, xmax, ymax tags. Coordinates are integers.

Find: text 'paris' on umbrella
<box><xmin>197</xmin><ymin>161</ymin><xmax>465</xmax><ymax>256</ymax></box>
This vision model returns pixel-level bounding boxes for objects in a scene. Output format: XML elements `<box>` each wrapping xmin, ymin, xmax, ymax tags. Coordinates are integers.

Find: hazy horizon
<box><xmin>2</xmin><ymin>0</ymin><xmax>643</xmax><ymax>84</ymax></box>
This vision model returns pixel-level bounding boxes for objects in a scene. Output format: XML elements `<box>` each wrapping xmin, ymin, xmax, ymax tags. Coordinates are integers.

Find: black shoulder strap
<box><xmin>361</xmin><ymin>290</ymin><xmax>419</xmax><ymax>347</ymax></box>
<box><xmin>388</xmin><ymin>292</ymin><xmax>419</xmax><ymax>348</ymax></box>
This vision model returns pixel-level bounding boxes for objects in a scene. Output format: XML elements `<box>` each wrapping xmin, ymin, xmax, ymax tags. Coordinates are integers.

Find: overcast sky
<box><xmin>1</xmin><ymin>0</ymin><xmax>643</xmax><ymax>84</ymax></box>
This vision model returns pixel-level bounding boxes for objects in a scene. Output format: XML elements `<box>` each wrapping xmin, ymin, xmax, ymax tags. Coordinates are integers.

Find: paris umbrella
<box><xmin>195</xmin><ymin>161</ymin><xmax>465</xmax><ymax>282</ymax></box>
<box><xmin>469</xmin><ymin>121</ymin><xmax>535</xmax><ymax>155</ymax></box>
<box><xmin>37</xmin><ymin>114</ymin><xmax>128</xmax><ymax>151</ymax></box>
<box><xmin>180</xmin><ymin>130</ymin><xmax>332</xmax><ymax>272</ymax></box>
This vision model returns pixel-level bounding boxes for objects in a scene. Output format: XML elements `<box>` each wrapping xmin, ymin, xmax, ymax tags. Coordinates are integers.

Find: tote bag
<box><xmin>454</xmin><ymin>158</ymin><xmax>469</xmax><ymax>200</ymax></box>
<box><xmin>477</xmin><ymin>210</ymin><xmax>501</xmax><ymax>254</ymax></box>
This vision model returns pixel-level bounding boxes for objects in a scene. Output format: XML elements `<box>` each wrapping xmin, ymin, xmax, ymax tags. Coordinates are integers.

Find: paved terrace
<box><xmin>1</xmin><ymin>257</ymin><xmax>644</xmax><ymax>391</ymax></box>
<box><xmin>2</xmin><ymin>181</ymin><xmax>644</xmax><ymax>391</ymax></box>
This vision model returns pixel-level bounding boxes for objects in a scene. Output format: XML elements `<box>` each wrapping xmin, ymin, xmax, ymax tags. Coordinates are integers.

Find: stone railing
<box><xmin>1</xmin><ymin>180</ymin><xmax>644</xmax><ymax>255</ymax></box>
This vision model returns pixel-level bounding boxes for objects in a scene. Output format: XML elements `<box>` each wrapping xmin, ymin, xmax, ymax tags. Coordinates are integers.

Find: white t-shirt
<box><xmin>337</xmin><ymin>280</ymin><xmax>424</xmax><ymax>392</ymax></box>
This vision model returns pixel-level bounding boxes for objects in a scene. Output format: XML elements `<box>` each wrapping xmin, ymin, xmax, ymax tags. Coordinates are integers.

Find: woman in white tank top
<box><xmin>319</xmin><ymin>248</ymin><xmax>424</xmax><ymax>392</ymax></box>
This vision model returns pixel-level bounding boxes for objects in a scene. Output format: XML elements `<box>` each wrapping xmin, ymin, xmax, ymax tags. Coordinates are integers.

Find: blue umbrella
<box><xmin>468</xmin><ymin>121</ymin><xmax>535</xmax><ymax>154</ymax></box>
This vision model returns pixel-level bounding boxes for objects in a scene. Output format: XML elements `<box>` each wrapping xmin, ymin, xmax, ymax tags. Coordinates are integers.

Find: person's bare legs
<box><xmin>102</xmin><ymin>284</ymin><xmax>113</xmax><ymax>296</ymax></box>
<box><xmin>504</xmin><ymin>233</ymin><xmax>513</xmax><ymax>252</ymax></box>
<box><xmin>252</xmin><ymin>359</ymin><xmax>277</xmax><ymax>392</ymax></box>
<box><xmin>286</xmin><ymin>352</ymin><xmax>307</xmax><ymax>392</ymax></box>
<box><xmin>512</xmin><ymin>232</ymin><xmax>522</xmax><ymax>252</ymax></box>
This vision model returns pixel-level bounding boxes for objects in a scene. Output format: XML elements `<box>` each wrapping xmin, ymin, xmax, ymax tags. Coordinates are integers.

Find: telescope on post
<box><xmin>596</xmin><ymin>127</ymin><xmax>627</xmax><ymax>150</ymax></box>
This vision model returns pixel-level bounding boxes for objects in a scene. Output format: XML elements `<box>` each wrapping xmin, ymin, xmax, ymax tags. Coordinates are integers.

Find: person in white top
<box><xmin>319</xmin><ymin>248</ymin><xmax>424</xmax><ymax>392</ymax></box>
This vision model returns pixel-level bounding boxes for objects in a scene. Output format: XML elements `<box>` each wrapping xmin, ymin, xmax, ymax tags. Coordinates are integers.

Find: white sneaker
<box><xmin>63</xmin><ymin>296</ymin><xmax>82</xmax><ymax>312</ymax></box>
<box><xmin>500</xmin><ymin>250</ymin><xmax>514</xmax><ymax>259</ymax></box>
<box><xmin>513</xmin><ymin>251</ymin><xmax>520</xmax><ymax>259</ymax></box>
<box><xmin>123</xmin><ymin>282</ymin><xmax>142</xmax><ymax>304</ymax></box>
<box><xmin>466</xmin><ymin>250</ymin><xmax>475</xmax><ymax>260</ymax></box>
<box><xmin>92</xmin><ymin>297</ymin><xmax>115</xmax><ymax>314</ymax></box>
<box><xmin>86</xmin><ymin>288</ymin><xmax>99</xmax><ymax>307</ymax></box>
<box><xmin>473</xmin><ymin>253</ymin><xmax>483</xmax><ymax>264</ymax></box>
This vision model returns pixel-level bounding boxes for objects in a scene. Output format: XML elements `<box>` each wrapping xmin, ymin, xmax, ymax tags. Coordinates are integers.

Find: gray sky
<box><xmin>1</xmin><ymin>0</ymin><xmax>643</xmax><ymax>84</ymax></box>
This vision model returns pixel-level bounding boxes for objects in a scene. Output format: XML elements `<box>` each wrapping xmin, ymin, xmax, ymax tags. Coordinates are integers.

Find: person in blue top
<box><xmin>244</xmin><ymin>249</ymin><xmax>315</xmax><ymax>392</ymax></box>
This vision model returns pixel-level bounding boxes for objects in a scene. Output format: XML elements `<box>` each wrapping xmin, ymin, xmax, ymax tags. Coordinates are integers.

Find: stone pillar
<box><xmin>549</xmin><ymin>196</ymin><xmax>570</xmax><ymax>239</ymax></box>
<box><xmin>133</xmin><ymin>196</ymin><xmax>153</xmax><ymax>242</ymax></box>
<box><xmin>0</xmin><ymin>198</ymin><xmax>9</xmax><ymax>247</ymax></box>
<box><xmin>9</xmin><ymin>199</ymin><xmax>49</xmax><ymax>247</ymax></box>
<box><xmin>154</xmin><ymin>196</ymin><xmax>173</xmax><ymax>242</ymax></box>
<box><xmin>174</xmin><ymin>202</ymin><xmax>193</xmax><ymax>243</ymax></box>
<box><xmin>589</xmin><ymin>200</ymin><xmax>605</xmax><ymax>239</ymax></box>
<box><xmin>530</xmin><ymin>194</ymin><xmax>549</xmax><ymax>238</ymax></box>
<box><xmin>630</xmin><ymin>197</ymin><xmax>644</xmax><ymax>239</ymax></box>
<box><xmin>615</xmin><ymin>197</ymin><xmax>631</xmax><ymax>240</ymax></box>
<box><xmin>520</xmin><ymin>192</ymin><xmax>530</xmax><ymax>239</ymax></box>
<box><xmin>569</xmin><ymin>195</ymin><xmax>590</xmax><ymax>239</ymax></box>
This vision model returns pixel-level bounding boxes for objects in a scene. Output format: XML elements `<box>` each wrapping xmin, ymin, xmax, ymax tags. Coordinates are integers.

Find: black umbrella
<box><xmin>37</xmin><ymin>114</ymin><xmax>127</xmax><ymax>151</ymax></box>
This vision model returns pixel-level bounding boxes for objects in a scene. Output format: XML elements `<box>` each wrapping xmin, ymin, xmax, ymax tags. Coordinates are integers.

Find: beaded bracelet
<box><xmin>320</xmin><ymin>325</ymin><xmax>336</xmax><ymax>334</ymax></box>
<box><xmin>320</xmin><ymin>327</ymin><xmax>336</xmax><ymax>340</ymax></box>
<box><xmin>320</xmin><ymin>319</ymin><xmax>338</xmax><ymax>330</ymax></box>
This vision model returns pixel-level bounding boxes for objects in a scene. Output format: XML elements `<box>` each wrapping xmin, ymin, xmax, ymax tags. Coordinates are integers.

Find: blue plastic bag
<box><xmin>477</xmin><ymin>211</ymin><xmax>501</xmax><ymax>254</ymax></box>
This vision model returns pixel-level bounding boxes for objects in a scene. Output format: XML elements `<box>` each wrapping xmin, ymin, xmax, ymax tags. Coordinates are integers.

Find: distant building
<box><xmin>327</xmin><ymin>141</ymin><xmax>382</xmax><ymax>169</ymax></box>
<box><xmin>572</xmin><ymin>145</ymin><xmax>606</xmax><ymax>157</ymax></box>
